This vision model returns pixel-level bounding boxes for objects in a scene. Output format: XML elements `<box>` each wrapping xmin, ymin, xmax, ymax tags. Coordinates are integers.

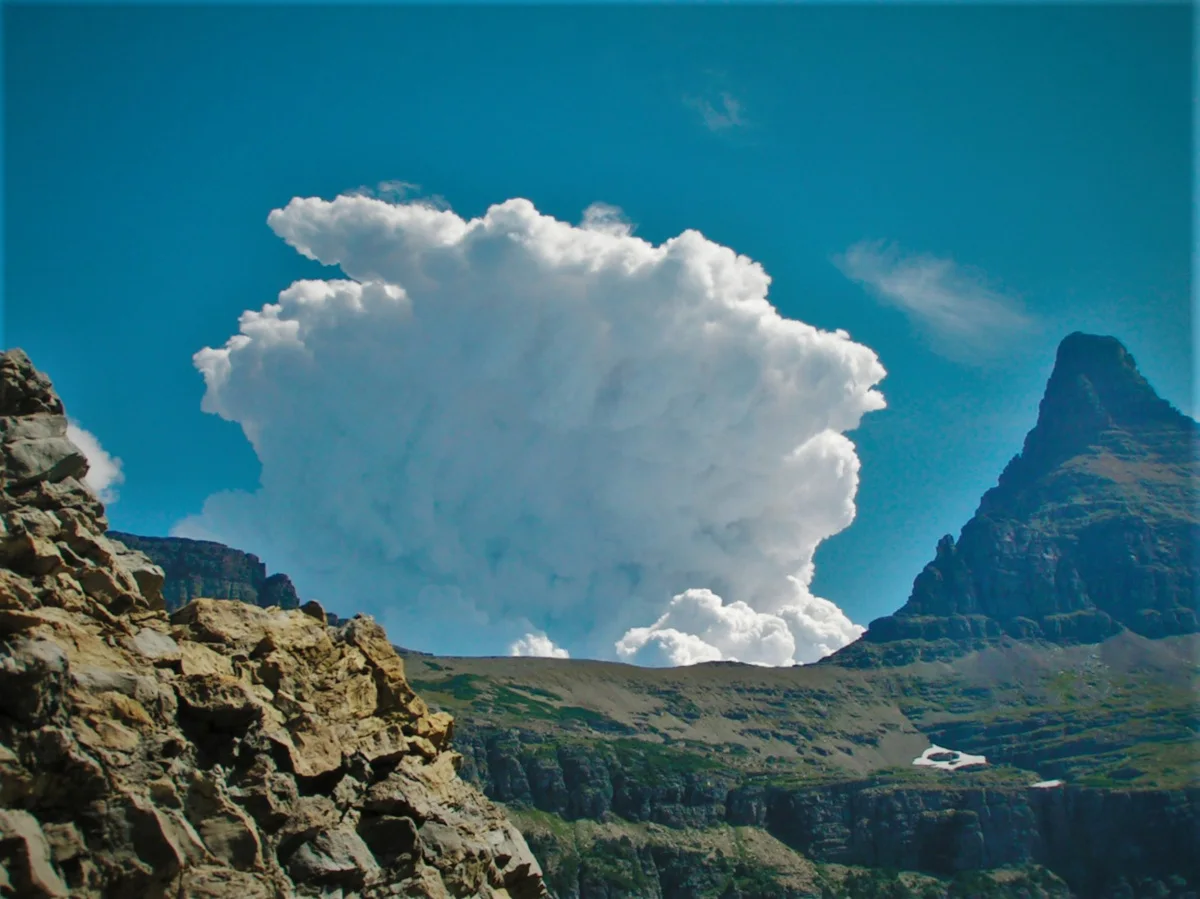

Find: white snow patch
<box><xmin>912</xmin><ymin>744</ymin><xmax>988</xmax><ymax>771</ymax></box>
<box><xmin>1030</xmin><ymin>779</ymin><xmax>1064</xmax><ymax>789</ymax></box>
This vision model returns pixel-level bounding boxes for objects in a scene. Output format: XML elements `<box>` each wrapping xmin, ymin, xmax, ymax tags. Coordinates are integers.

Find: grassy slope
<box><xmin>401</xmin><ymin>633</ymin><xmax>1196</xmax><ymax>896</ymax></box>
<box><xmin>406</xmin><ymin>631</ymin><xmax>1198</xmax><ymax>790</ymax></box>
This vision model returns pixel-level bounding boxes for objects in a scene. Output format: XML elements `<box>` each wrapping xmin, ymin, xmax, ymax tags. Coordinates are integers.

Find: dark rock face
<box><xmin>840</xmin><ymin>333</ymin><xmax>1198</xmax><ymax>665</ymax></box>
<box><xmin>749</xmin><ymin>782</ymin><xmax>1199</xmax><ymax>893</ymax></box>
<box><xmin>456</xmin><ymin>726</ymin><xmax>1199</xmax><ymax>898</ymax></box>
<box><xmin>456</xmin><ymin>728</ymin><xmax>736</xmax><ymax>830</ymax></box>
<box><xmin>107</xmin><ymin>532</ymin><xmax>301</xmax><ymax>613</ymax></box>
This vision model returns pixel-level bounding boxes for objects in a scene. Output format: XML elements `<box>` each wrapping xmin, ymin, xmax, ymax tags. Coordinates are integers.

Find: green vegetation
<box><xmin>815</xmin><ymin>866</ymin><xmax>1072</xmax><ymax>899</ymax></box>
<box><xmin>409</xmin><ymin>672</ymin><xmax>484</xmax><ymax>702</ymax></box>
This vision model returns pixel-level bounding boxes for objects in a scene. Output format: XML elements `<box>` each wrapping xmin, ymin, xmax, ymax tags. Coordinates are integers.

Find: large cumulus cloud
<box><xmin>175</xmin><ymin>192</ymin><xmax>886</xmax><ymax>663</ymax></box>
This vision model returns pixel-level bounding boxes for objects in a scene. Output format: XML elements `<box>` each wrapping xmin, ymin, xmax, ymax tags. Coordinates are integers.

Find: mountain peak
<box><xmin>1000</xmin><ymin>333</ymin><xmax>1186</xmax><ymax>492</ymax></box>
<box><xmin>1042</xmin><ymin>331</ymin><xmax>1175</xmax><ymax>422</ymax></box>
<box><xmin>833</xmin><ymin>332</ymin><xmax>1198</xmax><ymax>667</ymax></box>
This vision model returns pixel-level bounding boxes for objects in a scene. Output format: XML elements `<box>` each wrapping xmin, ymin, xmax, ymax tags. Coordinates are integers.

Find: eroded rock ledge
<box><xmin>0</xmin><ymin>348</ymin><xmax>547</xmax><ymax>898</ymax></box>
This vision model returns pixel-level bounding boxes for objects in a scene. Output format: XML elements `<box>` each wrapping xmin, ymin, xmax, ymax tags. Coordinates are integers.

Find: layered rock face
<box><xmin>0</xmin><ymin>349</ymin><xmax>546</xmax><ymax>898</ymax></box>
<box><xmin>841</xmin><ymin>333</ymin><xmax>1198</xmax><ymax>665</ymax></box>
<box><xmin>107</xmin><ymin>532</ymin><xmax>301</xmax><ymax>613</ymax></box>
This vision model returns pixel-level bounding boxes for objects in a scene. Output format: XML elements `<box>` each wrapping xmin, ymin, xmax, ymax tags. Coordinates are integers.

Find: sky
<box><xmin>3</xmin><ymin>3</ymin><xmax>1193</xmax><ymax>662</ymax></box>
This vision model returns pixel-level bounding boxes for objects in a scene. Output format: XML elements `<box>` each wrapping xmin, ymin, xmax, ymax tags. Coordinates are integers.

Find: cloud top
<box><xmin>177</xmin><ymin>191</ymin><xmax>886</xmax><ymax>663</ymax></box>
<box><xmin>835</xmin><ymin>241</ymin><xmax>1032</xmax><ymax>359</ymax></box>
<box><xmin>510</xmin><ymin>632</ymin><xmax>570</xmax><ymax>659</ymax></box>
<box><xmin>685</xmin><ymin>91</ymin><xmax>746</xmax><ymax>132</ymax></box>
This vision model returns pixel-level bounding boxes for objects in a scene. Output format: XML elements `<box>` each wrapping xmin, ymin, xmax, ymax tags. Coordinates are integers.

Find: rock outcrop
<box><xmin>837</xmin><ymin>333</ymin><xmax>1198</xmax><ymax>666</ymax></box>
<box><xmin>107</xmin><ymin>532</ymin><xmax>301</xmax><ymax>614</ymax></box>
<box><xmin>0</xmin><ymin>349</ymin><xmax>546</xmax><ymax>898</ymax></box>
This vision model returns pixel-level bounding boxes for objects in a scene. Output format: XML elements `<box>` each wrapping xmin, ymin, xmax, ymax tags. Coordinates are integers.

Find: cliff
<box><xmin>107</xmin><ymin>532</ymin><xmax>301</xmax><ymax>614</ymax></box>
<box><xmin>836</xmin><ymin>332</ymin><xmax>1198</xmax><ymax>666</ymax></box>
<box><xmin>0</xmin><ymin>349</ymin><xmax>546</xmax><ymax>898</ymax></box>
<box><xmin>446</xmin><ymin>724</ymin><xmax>1197</xmax><ymax>898</ymax></box>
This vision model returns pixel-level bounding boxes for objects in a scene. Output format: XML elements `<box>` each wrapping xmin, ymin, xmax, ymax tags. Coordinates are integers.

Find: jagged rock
<box><xmin>0</xmin><ymin>808</ymin><xmax>69</xmax><ymax>898</ymax></box>
<box><xmin>0</xmin><ymin>349</ymin><xmax>547</xmax><ymax>898</ymax></box>
<box><xmin>285</xmin><ymin>827</ymin><xmax>380</xmax><ymax>888</ymax></box>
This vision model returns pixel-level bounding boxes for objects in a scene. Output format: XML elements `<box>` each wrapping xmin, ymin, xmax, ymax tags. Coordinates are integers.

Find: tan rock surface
<box><xmin>0</xmin><ymin>349</ymin><xmax>547</xmax><ymax>899</ymax></box>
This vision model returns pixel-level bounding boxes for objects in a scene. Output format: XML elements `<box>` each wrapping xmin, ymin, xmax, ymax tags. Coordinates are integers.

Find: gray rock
<box><xmin>287</xmin><ymin>827</ymin><xmax>380</xmax><ymax>888</ymax></box>
<box><xmin>124</xmin><ymin>627</ymin><xmax>181</xmax><ymax>663</ymax></box>
<box><xmin>5</xmin><ymin>437</ymin><xmax>88</xmax><ymax>486</ymax></box>
<box><xmin>0</xmin><ymin>808</ymin><xmax>69</xmax><ymax>898</ymax></box>
<box><xmin>0</xmin><ymin>414</ymin><xmax>68</xmax><ymax>443</ymax></box>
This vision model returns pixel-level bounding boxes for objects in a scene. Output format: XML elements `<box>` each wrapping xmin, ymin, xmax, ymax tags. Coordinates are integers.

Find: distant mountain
<box><xmin>107</xmin><ymin>531</ymin><xmax>301</xmax><ymax>613</ymax></box>
<box><xmin>835</xmin><ymin>332</ymin><xmax>1198</xmax><ymax>667</ymax></box>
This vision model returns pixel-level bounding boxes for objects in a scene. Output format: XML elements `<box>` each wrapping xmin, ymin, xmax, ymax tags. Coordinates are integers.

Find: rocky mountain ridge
<box><xmin>836</xmin><ymin>332</ymin><xmax>1197</xmax><ymax>667</ymax></box>
<box><xmin>0</xmin><ymin>348</ymin><xmax>547</xmax><ymax>898</ymax></box>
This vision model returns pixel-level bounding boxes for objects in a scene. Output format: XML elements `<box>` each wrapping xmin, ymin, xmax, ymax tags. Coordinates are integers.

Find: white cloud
<box><xmin>175</xmin><ymin>190</ymin><xmax>886</xmax><ymax>662</ymax></box>
<box><xmin>685</xmin><ymin>91</ymin><xmax>746</xmax><ymax>132</ymax></box>
<box><xmin>509</xmin><ymin>632</ymin><xmax>570</xmax><ymax>659</ymax></box>
<box><xmin>615</xmin><ymin>585</ymin><xmax>864</xmax><ymax>667</ymax></box>
<box><xmin>835</xmin><ymin>240</ymin><xmax>1032</xmax><ymax>359</ymax></box>
<box><xmin>66</xmin><ymin>421</ymin><xmax>124</xmax><ymax>504</ymax></box>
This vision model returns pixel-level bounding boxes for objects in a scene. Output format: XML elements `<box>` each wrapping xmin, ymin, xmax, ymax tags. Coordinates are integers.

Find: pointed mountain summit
<box><xmin>834</xmin><ymin>333</ymin><xmax>1198</xmax><ymax>667</ymax></box>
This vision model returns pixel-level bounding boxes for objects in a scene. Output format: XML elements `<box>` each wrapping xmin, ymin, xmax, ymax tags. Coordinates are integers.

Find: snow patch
<box><xmin>912</xmin><ymin>744</ymin><xmax>988</xmax><ymax>771</ymax></box>
<box><xmin>1030</xmin><ymin>779</ymin><xmax>1064</xmax><ymax>789</ymax></box>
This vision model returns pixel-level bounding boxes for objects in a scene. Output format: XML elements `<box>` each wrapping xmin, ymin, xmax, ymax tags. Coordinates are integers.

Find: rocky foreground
<box><xmin>0</xmin><ymin>348</ymin><xmax>546</xmax><ymax>897</ymax></box>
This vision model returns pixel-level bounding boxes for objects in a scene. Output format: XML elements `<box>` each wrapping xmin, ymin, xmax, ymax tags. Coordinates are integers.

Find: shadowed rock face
<box><xmin>0</xmin><ymin>349</ymin><xmax>546</xmax><ymax>899</ymax></box>
<box><xmin>838</xmin><ymin>333</ymin><xmax>1198</xmax><ymax>666</ymax></box>
<box><xmin>107</xmin><ymin>532</ymin><xmax>301</xmax><ymax>614</ymax></box>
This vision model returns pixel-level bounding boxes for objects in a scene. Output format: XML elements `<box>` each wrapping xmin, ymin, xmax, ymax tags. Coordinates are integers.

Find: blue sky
<box><xmin>4</xmin><ymin>4</ymin><xmax>1193</xmax><ymax>657</ymax></box>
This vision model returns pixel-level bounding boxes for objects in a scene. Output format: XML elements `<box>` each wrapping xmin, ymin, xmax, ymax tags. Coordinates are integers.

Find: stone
<box><xmin>124</xmin><ymin>626</ymin><xmax>181</xmax><ymax>663</ymax></box>
<box><xmin>185</xmin><ymin>776</ymin><xmax>263</xmax><ymax>871</ymax></box>
<box><xmin>357</xmin><ymin>813</ymin><xmax>420</xmax><ymax>865</ymax></box>
<box><xmin>285</xmin><ymin>826</ymin><xmax>380</xmax><ymax>888</ymax></box>
<box><xmin>5</xmin><ymin>437</ymin><xmax>88</xmax><ymax>487</ymax></box>
<box><xmin>106</xmin><ymin>539</ymin><xmax>166</xmax><ymax>610</ymax></box>
<box><xmin>0</xmin><ymin>808</ymin><xmax>69</xmax><ymax>897</ymax></box>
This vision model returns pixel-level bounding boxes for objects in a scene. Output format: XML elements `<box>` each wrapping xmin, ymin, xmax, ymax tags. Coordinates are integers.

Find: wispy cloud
<box><xmin>685</xmin><ymin>91</ymin><xmax>746</xmax><ymax>132</ymax></box>
<box><xmin>348</xmin><ymin>179</ymin><xmax>449</xmax><ymax>210</ymax></box>
<box><xmin>835</xmin><ymin>240</ymin><xmax>1034</xmax><ymax>360</ymax></box>
<box><xmin>579</xmin><ymin>201</ymin><xmax>635</xmax><ymax>237</ymax></box>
